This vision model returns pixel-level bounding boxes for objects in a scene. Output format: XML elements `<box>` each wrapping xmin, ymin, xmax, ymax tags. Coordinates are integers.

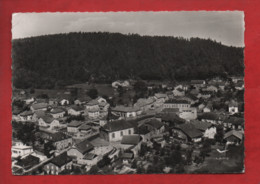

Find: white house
<box><xmin>50</xmin><ymin>108</ymin><xmax>66</xmax><ymax>119</ymax></box>
<box><xmin>11</xmin><ymin>141</ymin><xmax>33</xmax><ymax>158</ymax></box>
<box><xmin>173</xmin><ymin>88</ymin><xmax>185</xmax><ymax>97</ymax></box>
<box><xmin>163</xmin><ymin>99</ymin><xmax>191</xmax><ymax>109</ymax></box>
<box><xmin>111</xmin><ymin>106</ymin><xmax>142</xmax><ymax>118</ymax></box>
<box><xmin>38</xmin><ymin>115</ymin><xmax>60</xmax><ymax>129</ymax></box>
<box><xmin>229</xmin><ymin>101</ymin><xmax>239</xmax><ymax>114</ymax></box>
<box><xmin>60</xmin><ymin>99</ymin><xmax>70</xmax><ymax>106</ymax></box>
<box><xmin>68</xmin><ymin>105</ymin><xmax>85</xmax><ymax>116</ymax></box>
<box><xmin>88</xmin><ymin>108</ymin><xmax>100</xmax><ymax>119</ymax></box>
<box><xmin>100</xmin><ymin>120</ymin><xmax>135</xmax><ymax>142</ymax></box>
<box><xmin>18</xmin><ymin>110</ymin><xmax>34</xmax><ymax>122</ymax></box>
<box><xmin>178</xmin><ymin>107</ymin><xmax>197</xmax><ymax>120</ymax></box>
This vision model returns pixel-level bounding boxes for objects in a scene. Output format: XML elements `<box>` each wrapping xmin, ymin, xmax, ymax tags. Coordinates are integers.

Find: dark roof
<box><xmin>121</xmin><ymin>135</ymin><xmax>141</xmax><ymax>145</ymax></box>
<box><xmin>121</xmin><ymin>152</ymin><xmax>134</xmax><ymax>159</ymax></box>
<box><xmin>31</xmin><ymin>103</ymin><xmax>48</xmax><ymax>110</ymax></box>
<box><xmin>224</xmin><ymin>130</ymin><xmax>243</xmax><ymax>140</ymax></box>
<box><xmin>165</xmin><ymin>99</ymin><xmax>190</xmax><ymax>104</ymax></box>
<box><xmin>79</xmin><ymin>123</ymin><xmax>92</xmax><ymax>131</ymax></box>
<box><xmin>224</xmin><ymin>117</ymin><xmax>244</xmax><ymax>125</ymax></box>
<box><xmin>162</xmin><ymin>108</ymin><xmax>179</xmax><ymax>113</ymax></box>
<box><xmin>189</xmin><ymin>120</ymin><xmax>212</xmax><ymax>131</ymax></box>
<box><xmin>50</xmin><ymin>108</ymin><xmax>65</xmax><ymax>114</ymax></box>
<box><xmin>50</xmin><ymin>152</ymin><xmax>72</xmax><ymax>167</ymax></box>
<box><xmin>40</xmin><ymin>115</ymin><xmax>55</xmax><ymax>124</ymax></box>
<box><xmin>102</xmin><ymin>119</ymin><xmax>136</xmax><ymax>132</ymax></box>
<box><xmin>199</xmin><ymin>112</ymin><xmax>220</xmax><ymax>121</ymax></box>
<box><xmin>49</xmin><ymin>132</ymin><xmax>70</xmax><ymax>142</ymax></box>
<box><xmin>70</xmin><ymin>105</ymin><xmax>85</xmax><ymax>111</ymax></box>
<box><xmin>112</xmin><ymin>106</ymin><xmax>140</xmax><ymax>112</ymax></box>
<box><xmin>144</xmin><ymin>119</ymin><xmax>164</xmax><ymax>129</ymax></box>
<box><xmin>161</xmin><ymin>113</ymin><xmax>185</xmax><ymax>124</ymax></box>
<box><xmin>68</xmin><ymin>121</ymin><xmax>83</xmax><ymax>127</ymax></box>
<box><xmin>74</xmin><ymin>139</ymin><xmax>94</xmax><ymax>154</ymax></box>
<box><xmin>175</xmin><ymin>123</ymin><xmax>203</xmax><ymax>139</ymax></box>
<box><xmin>19</xmin><ymin>110</ymin><xmax>33</xmax><ymax>116</ymax></box>
<box><xmin>16</xmin><ymin>155</ymin><xmax>40</xmax><ymax>170</ymax></box>
<box><xmin>83</xmin><ymin>153</ymin><xmax>97</xmax><ymax>160</ymax></box>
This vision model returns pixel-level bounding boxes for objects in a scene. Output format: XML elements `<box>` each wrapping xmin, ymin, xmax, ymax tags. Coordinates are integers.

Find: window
<box><xmin>120</xmin><ymin>131</ymin><xmax>123</xmax><ymax>136</ymax></box>
<box><xmin>128</xmin><ymin>129</ymin><xmax>131</xmax><ymax>134</ymax></box>
<box><xmin>112</xmin><ymin>133</ymin><xmax>115</xmax><ymax>138</ymax></box>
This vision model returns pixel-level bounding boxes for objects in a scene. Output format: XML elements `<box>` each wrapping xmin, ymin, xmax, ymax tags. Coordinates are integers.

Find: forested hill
<box><xmin>12</xmin><ymin>32</ymin><xmax>244</xmax><ymax>89</ymax></box>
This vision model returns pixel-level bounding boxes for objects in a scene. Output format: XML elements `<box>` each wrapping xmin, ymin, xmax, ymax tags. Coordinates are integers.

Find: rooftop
<box><xmin>50</xmin><ymin>152</ymin><xmax>72</xmax><ymax>167</ymax></box>
<box><xmin>121</xmin><ymin>135</ymin><xmax>141</xmax><ymax>145</ymax></box>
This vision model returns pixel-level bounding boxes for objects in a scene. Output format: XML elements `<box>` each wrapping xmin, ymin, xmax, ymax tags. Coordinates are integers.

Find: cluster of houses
<box><xmin>12</xmin><ymin>76</ymin><xmax>244</xmax><ymax>175</ymax></box>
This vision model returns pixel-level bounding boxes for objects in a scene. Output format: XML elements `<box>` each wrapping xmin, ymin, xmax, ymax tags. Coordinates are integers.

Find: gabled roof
<box><xmin>224</xmin><ymin>117</ymin><xmax>244</xmax><ymax>125</ymax></box>
<box><xmin>200</xmin><ymin>112</ymin><xmax>220</xmax><ymax>121</ymax></box>
<box><xmin>19</xmin><ymin>110</ymin><xmax>33</xmax><ymax>116</ymax></box>
<box><xmin>112</xmin><ymin>106</ymin><xmax>140</xmax><ymax>113</ymax></box>
<box><xmin>86</xmin><ymin>99</ymin><xmax>99</xmax><ymax>106</ymax></box>
<box><xmin>40</xmin><ymin>115</ymin><xmax>55</xmax><ymax>124</ymax></box>
<box><xmin>224</xmin><ymin>130</ymin><xmax>243</xmax><ymax>140</ymax></box>
<box><xmin>121</xmin><ymin>135</ymin><xmax>141</xmax><ymax>145</ymax></box>
<box><xmin>79</xmin><ymin>123</ymin><xmax>92</xmax><ymax>131</ymax></box>
<box><xmin>33</xmin><ymin>110</ymin><xmax>46</xmax><ymax>118</ymax></box>
<box><xmin>175</xmin><ymin>123</ymin><xmax>203</xmax><ymax>138</ymax></box>
<box><xmin>144</xmin><ymin>118</ymin><xmax>164</xmax><ymax>129</ymax></box>
<box><xmin>50</xmin><ymin>108</ymin><xmax>65</xmax><ymax>114</ymax></box>
<box><xmin>68</xmin><ymin>120</ymin><xmax>83</xmax><ymax>127</ymax></box>
<box><xmin>31</xmin><ymin>103</ymin><xmax>48</xmax><ymax>110</ymax></box>
<box><xmin>162</xmin><ymin>108</ymin><xmax>179</xmax><ymax>113</ymax></box>
<box><xmin>50</xmin><ymin>152</ymin><xmax>72</xmax><ymax>167</ymax></box>
<box><xmin>189</xmin><ymin>120</ymin><xmax>212</xmax><ymax>131</ymax></box>
<box><xmin>135</xmin><ymin>98</ymin><xmax>155</xmax><ymax>107</ymax></box>
<box><xmin>74</xmin><ymin>139</ymin><xmax>94</xmax><ymax>155</ymax></box>
<box><xmin>70</xmin><ymin>105</ymin><xmax>85</xmax><ymax>111</ymax></box>
<box><xmin>102</xmin><ymin>119</ymin><xmax>136</xmax><ymax>132</ymax></box>
<box><xmin>154</xmin><ymin>93</ymin><xmax>167</xmax><ymax>99</ymax></box>
<box><xmin>164</xmin><ymin>99</ymin><xmax>190</xmax><ymax>104</ymax></box>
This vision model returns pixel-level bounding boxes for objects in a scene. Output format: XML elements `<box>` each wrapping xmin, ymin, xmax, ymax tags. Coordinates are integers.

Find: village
<box><xmin>11</xmin><ymin>76</ymin><xmax>244</xmax><ymax>175</ymax></box>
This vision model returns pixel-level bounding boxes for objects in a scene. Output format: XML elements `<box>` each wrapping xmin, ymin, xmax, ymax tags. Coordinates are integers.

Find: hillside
<box><xmin>12</xmin><ymin>32</ymin><xmax>244</xmax><ymax>89</ymax></box>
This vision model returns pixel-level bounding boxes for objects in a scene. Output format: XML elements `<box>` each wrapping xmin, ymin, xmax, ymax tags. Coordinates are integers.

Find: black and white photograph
<box><xmin>11</xmin><ymin>11</ymin><xmax>244</xmax><ymax>175</ymax></box>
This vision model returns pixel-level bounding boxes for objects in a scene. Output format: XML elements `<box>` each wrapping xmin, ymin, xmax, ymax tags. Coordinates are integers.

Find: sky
<box><xmin>12</xmin><ymin>11</ymin><xmax>244</xmax><ymax>47</ymax></box>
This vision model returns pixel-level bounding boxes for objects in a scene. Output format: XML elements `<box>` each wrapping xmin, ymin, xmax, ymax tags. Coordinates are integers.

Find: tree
<box><xmin>87</xmin><ymin>88</ymin><xmax>98</xmax><ymax>99</ymax></box>
<box><xmin>97</xmin><ymin>155</ymin><xmax>111</xmax><ymax>168</ymax></box>
<box><xmin>215</xmin><ymin>125</ymin><xmax>224</xmax><ymax>143</ymax></box>
<box><xmin>44</xmin><ymin>141</ymin><xmax>55</xmax><ymax>158</ymax></box>
<box><xmin>29</xmin><ymin>88</ymin><xmax>35</xmax><ymax>94</ymax></box>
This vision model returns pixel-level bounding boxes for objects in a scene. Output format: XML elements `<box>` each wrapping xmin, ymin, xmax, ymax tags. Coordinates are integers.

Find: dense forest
<box><xmin>12</xmin><ymin>32</ymin><xmax>244</xmax><ymax>89</ymax></box>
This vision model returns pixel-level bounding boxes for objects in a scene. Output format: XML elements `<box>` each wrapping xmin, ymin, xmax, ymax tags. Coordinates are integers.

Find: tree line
<box><xmin>12</xmin><ymin>32</ymin><xmax>244</xmax><ymax>89</ymax></box>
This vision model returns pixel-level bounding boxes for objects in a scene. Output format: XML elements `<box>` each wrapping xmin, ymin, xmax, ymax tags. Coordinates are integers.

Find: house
<box><xmin>43</xmin><ymin>152</ymin><xmax>72</xmax><ymax>175</ymax></box>
<box><xmin>32</xmin><ymin>110</ymin><xmax>46</xmax><ymax>122</ymax></box>
<box><xmin>68</xmin><ymin>105</ymin><xmax>85</xmax><ymax>116</ymax></box>
<box><xmin>228</xmin><ymin>101</ymin><xmax>239</xmax><ymax>114</ymax></box>
<box><xmin>67</xmin><ymin>139</ymin><xmax>94</xmax><ymax>159</ymax></box>
<box><xmin>15</xmin><ymin>155</ymin><xmax>40</xmax><ymax>171</ymax></box>
<box><xmin>67</xmin><ymin>121</ymin><xmax>84</xmax><ymax>133</ymax></box>
<box><xmin>88</xmin><ymin>108</ymin><xmax>100</xmax><ymax>119</ymax></box>
<box><xmin>120</xmin><ymin>135</ymin><xmax>142</xmax><ymax>157</ymax></box>
<box><xmin>189</xmin><ymin>120</ymin><xmax>216</xmax><ymax>139</ymax></box>
<box><xmin>134</xmin><ymin>98</ymin><xmax>156</xmax><ymax>111</ymax></box>
<box><xmin>173</xmin><ymin>88</ymin><xmax>185</xmax><ymax>97</ymax></box>
<box><xmin>163</xmin><ymin>99</ymin><xmax>190</xmax><ymax>109</ymax></box>
<box><xmin>12</xmin><ymin>142</ymin><xmax>33</xmax><ymax>158</ymax></box>
<box><xmin>223</xmin><ymin>117</ymin><xmax>244</xmax><ymax>131</ymax></box>
<box><xmin>203</xmin><ymin>104</ymin><xmax>213</xmax><ymax>113</ymax></box>
<box><xmin>199</xmin><ymin>91</ymin><xmax>212</xmax><ymax>99</ymax></box>
<box><xmin>100</xmin><ymin>120</ymin><xmax>136</xmax><ymax>142</ymax></box>
<box><xmin>111</xmin><ymin>106</ymin><xmax>142</xmax><ymax>118</ymax></box>
<box><xmin>202</xmin><ymin>85</ymin><xmax>218</xmax><ymax>92</ymax></box>
<box><xmin>230</xmin><ymin>76</ymin><xmax>244</xmax><ymax>83</ymax></box>
<box><xmin>43</xmin><ymin>132</ymin><xmax>73</xmax><ymax>151</ymax></box>
<box><xmin>199</xmin><ymin>112</ymin><xmax>225</xmax><ymax>125</ymax></box>
<box><xmin>50</xmin><ymin>108</ymin><xmax>66</xmax><ymax>119</ymax></box>
<box><xmin>178</xmin><ymin>107</ymin><xmax>197</xmax><ymax>120</ymax></box>
<box><xmin>172</xmin><ymin>123</ymin><xmax>203</xmax><ymax>142</ymax></box>
<box><xmin>74</xmin><ymin>96</ymin><xmax>91</xmax><ymax>105</ymax></box>
<box><xmin>234</xmin><ymin>82</ymin><xmax>244</xmax><ymax>90</ymax></box>
<box><xmin>218</xmin><ymin>82</ymin><xmax>226</xmax><ymax>90</ymax></box>
<box><xmin>154</xmin><ymin>93</ymin><xmax>168</xmax><ymax>106</ymax></box>
<box><xmin>60</xmin><ymin>99</ymin><xmax>70</xmax><ymax>106</ymax></box>
<box><xmin>112</xmin><ymin>80</ymin><xmax>130</xmax><ymax>88</ymax></box>
<box><xmin>121</xmin><ymin>152</ymin><xmax>134</xmax><ymax>165</ymax></box>
<box><xmin>78</xmin><ymin>123</ymin><xmax>93</xmax><ymax>134</ymax></box>
<box><xmin>99</xmin><ymin>101</ymin><xmax>110</xmax><ymax>111</ymax></box>
<box><xmin>159</xmin><ymin>113</ymin><xmax>185</xmax><ymax>127</ymax></box>
<box><xmin>190</xmin><ymin>80</ymin><xmax>206</xmax><ymax>88</ymax></box>
<box><xmin>137</xmin><ymin>119</ymin><xmax>165</xmax><ymax>142</ymax></box>
<box><xmin>30</xmin><ymin>103</ymin><xmax>48</xmax><ymax>112</ymax></box>
<box><xmin>85</xmin><ymin>99</ymin><xmax>99</xmax><ymax>110</ymax></box>
<box><xmin>224</xmin><ymin>130</ymin><xmax>243</xmax><ymax>145</ymax></box>
<box><xmin>24</xmin><ymin>97</ymin><xmax>35</xmax><ymax>105</ymax></box>
<box><xmin>38</xmin><ymin>115</ymin><xmax>60</xmax><ymax>129</ymax></box>
<box><xmin>18</xmin><ymin>110</ymin><xmax>34</xmax><ymax>122</ymax></box>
